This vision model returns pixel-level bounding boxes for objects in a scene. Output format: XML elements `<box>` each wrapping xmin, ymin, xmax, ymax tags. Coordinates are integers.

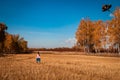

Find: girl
<box><xmin>36</xmin><ymin>52</ymin><xmax>41</xmax><ymax>63</ymax></box>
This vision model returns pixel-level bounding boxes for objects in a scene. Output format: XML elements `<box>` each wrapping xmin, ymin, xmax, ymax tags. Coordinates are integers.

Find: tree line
<box><xmin>29</xmin><ymin>47</ymin><xmax>78</xmax><ymax>52</ymax></box>
<box><xmin>75</xmin><ymin>8</ymin><xmax>120</xmax><ymax>53</ymax></box>
<box><xmin>0</xmin><ymin>23</ymin><xmax>28</xmax><ymax>54</ymax></box>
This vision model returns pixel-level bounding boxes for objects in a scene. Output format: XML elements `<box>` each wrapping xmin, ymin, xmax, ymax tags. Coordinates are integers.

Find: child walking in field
<box><xmin>36</xmin><ymin>52</ymin><xmax>41</xmax><ymax>63</ymax></box>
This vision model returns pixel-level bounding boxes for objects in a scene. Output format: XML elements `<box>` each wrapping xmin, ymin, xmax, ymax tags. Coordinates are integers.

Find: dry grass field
<box><xmin>0</xmin><ymin>52</ymin><xmax>120</xmax><ymax>80</ymax></box>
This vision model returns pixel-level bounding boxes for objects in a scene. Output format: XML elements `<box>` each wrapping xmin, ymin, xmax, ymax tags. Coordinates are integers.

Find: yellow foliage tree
<box><xmin>76</xmin><ymin>18</ymin><xmax>95</xmax><ymax>52</ymax></box>
<box><xmin>93</xmin><ymin>20</ymin><xmax>106</xmax><ymax>52</ymax></box>
<box><xmin>4</xmin><ymin>33</ymin><xmax>13</xmax><ymax>53</ymax></box>
<box><xmin>0</xmin><ymin>23</ymin><xmax>7</xmax><ymax>53</ymax></box>
<box><xmin>108</xmin><ymin>8</ymin><xmax>120</xmax><ymax>53</ymax></box>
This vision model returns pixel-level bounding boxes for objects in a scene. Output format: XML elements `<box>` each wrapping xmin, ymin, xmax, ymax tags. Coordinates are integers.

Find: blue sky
<box><xmin>0</xmin><ymin>0</ymin><xmax>120</xmax><ymax>48</ymax></box>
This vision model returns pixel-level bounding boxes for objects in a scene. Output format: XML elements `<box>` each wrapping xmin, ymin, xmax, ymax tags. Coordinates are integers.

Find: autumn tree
<box><xmin>76</xmin><ymin>19</ymin><xmax>86</xmax><ymax>50</ymax></box>
<box><xmin>4</xmin><ymin>34</ymin><xmax>28</xmax><ymax>53</ymax></box>
<box><xmin>76</xmin><ymin>18</ymin><xmax>95</xmax><ymax>53</ymax></box>
<box><xmin>4</xmin><ymin>33</ymin><xmax>13</xmax><ymax>53</ymax></box>
<box><xmin>0</xmin><ymin>23</ymin><xmax>7</xmax><ymax>53</ymax></box>
<box><xmin>76</xmin><ymin>19</ymin><xmax>107</xmax><ymax>53</ymax></box>
<box><xmin>18</xmin><ymin>37</ymin><xmax>28</xmax><ymax>52</ymax></box>
<box><xmin>0</xmin><ymin>22</ymin><xmax>28</xmax><ymax>54</ymax></box>
<box><xmin>93</xmin><ymin>20</ymin><xmax>106</xmax><ymax>52</ymax></box>
<box><xmin>11</xmin><ymin>34</ymin><xmax>28</xmax><ymax>53</ymax></box>
<box><xmin>108</xmin><ymin>8</ymin><xmax>120</xmax><ymax>53</ymax></box>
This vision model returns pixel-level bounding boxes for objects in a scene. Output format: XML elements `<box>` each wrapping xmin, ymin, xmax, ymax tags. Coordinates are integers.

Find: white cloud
<box><xmin>65</xmin><ymin>38</ymin><xmax>76</xmax><ymax>44</ymax></box>
<box><xmin>109</xmin><ymin>13</ymin><xmax>114</xmax><ymax>17</ymax></box>
<box><xmin>61</xmin><ymin>37</ymin><xmax>77</xmax><ymax>48</ymax></box>
<box><xmin>81</xmin><ymin>17</ymin><xmax>85</xmax><ymax>20</ymax></box>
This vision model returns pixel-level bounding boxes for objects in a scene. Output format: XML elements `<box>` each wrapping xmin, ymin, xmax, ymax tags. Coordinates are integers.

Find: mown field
<box><xmin>0</xmin><ymin>52</ymin><xmax>120</xmax><ymax>80</ymax></box>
